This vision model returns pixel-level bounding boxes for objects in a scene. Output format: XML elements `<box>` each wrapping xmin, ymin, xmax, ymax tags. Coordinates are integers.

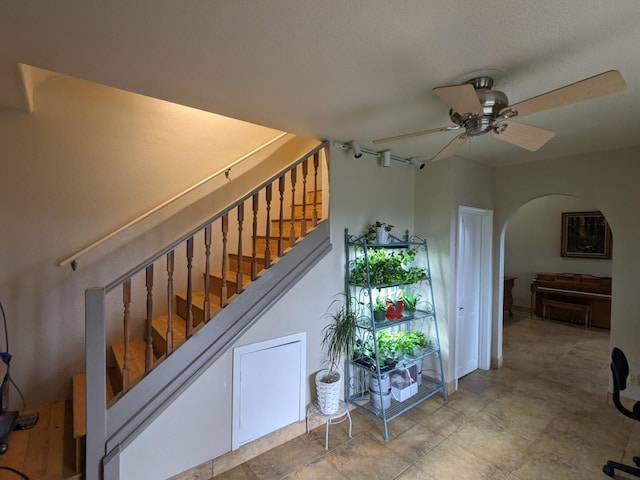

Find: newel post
<box><xmin>85</xmin><ymin>287</ymin><xmax>108</xmax><ymax>480</ymax></box>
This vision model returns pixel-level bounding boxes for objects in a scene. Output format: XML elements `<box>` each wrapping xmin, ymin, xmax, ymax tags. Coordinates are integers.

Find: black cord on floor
<box><xmin>0</xmin><ymin>303</ymin><xmax>30</xmax><ymax>480</ymax></box>
<box><xmin>0</xmin><ymin>302</ymin><xmax>26</xmax><ymax>412</ymax></box>
<box><xmin>0</xmin><ymin>465</ymin><xmax>30</xmax><ymax>479</ymax></box>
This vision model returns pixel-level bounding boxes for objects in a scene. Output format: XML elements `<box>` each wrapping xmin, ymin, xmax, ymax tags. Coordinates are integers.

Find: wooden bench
<box><xmin>541</xmin><ymin>299</ymin><xmax>592</xmax><ymax>329</ymax></box>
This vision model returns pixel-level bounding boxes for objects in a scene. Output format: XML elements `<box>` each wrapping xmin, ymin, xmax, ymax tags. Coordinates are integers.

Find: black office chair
<box><xmin>603</xmin><ymin>347</ymin><xmax>640</xmax><ymax>477</ymax></box>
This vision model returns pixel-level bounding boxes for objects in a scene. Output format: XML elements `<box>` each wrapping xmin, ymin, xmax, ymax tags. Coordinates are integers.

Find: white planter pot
<box><xmin>369</xmin><ymin>387</ymin><xmax>391</xmax><ymax>410</ymax></box>
<box><xmin>375</xmin><ymin>227</ymin><xmax>389</xmax><ymax>244</ymax></box>
<box><xmin>315</xmin><ymin>369</ymin><xmax>342</xmax><ymax>414</ymax></box>
<box><xmin>369</xmin><ymin>373</ymin><xmax>391</xmax><ymax>393</ymax></box>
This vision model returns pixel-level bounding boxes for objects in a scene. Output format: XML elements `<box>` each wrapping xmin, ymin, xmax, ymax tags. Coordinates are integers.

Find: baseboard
<box><xmin>491</xmin><ymin>356</ymin><xmax>503</xmax><ymax>369</ymax></box>
<box><xmin>169</xmin><ymin>415</ymin><xmax>326</xmax><ymax>479</ymax></box>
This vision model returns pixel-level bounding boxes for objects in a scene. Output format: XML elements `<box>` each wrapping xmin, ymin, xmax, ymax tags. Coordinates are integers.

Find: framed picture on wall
<box><xmin>561</xmin><ymin>211</ymin><xmax>612</xmax><ymax>259</ymax></box>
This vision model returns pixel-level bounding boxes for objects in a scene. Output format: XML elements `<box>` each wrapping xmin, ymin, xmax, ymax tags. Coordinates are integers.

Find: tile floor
<box><xmin>213</xmin><ymin>313</ymin><xmax>640</xmax><ymax>479</ymax></box>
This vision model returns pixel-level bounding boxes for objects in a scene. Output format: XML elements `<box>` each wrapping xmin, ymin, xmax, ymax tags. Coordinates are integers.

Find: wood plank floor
<box><xmin>0</xmin><ymin>401</ymin><xmax>79</xmax><ymax>480</ymax></box>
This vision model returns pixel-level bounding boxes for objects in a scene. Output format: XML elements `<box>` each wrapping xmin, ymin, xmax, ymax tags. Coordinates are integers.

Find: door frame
<box><xmin>454</xmin><ymin>206</ymin><xmax>493</xmax><ymax>384</ymax></box>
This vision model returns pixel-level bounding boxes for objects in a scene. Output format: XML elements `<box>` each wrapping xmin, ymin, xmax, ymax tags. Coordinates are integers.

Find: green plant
<box><xmin>356</xmin><ymin>330</ymin><xmax>430</xmax><ymax>365</ymax></box>
<box><xmin>372</xmin><ymin>295</ymin><xmax>387</xmax><ymax>313</ymax></box>
<box><xmin>349</xmin><ymin>247</ymin><xmax>427</xmax><ymax>286</ymax></box>
<box><xmin>401</xmin><ymin>291</ymin><xmax>421</xmax><ymax>312</ymax></box>
<box><xmin>400</xmin><ymin>331</ymin><xmax>430</xmax><ymax>356</ymax></box>
<box><xmin>321</xmin><ymin>294</ymin><xmax>360</xmax><ymax>381</ymax></box>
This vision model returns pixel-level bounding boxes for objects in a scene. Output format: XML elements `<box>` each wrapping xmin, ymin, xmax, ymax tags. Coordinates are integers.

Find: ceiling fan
<box><xmin>373</xmin><ymin>70</ymin><xmax>627</xmax><ymax>161</ymax></box>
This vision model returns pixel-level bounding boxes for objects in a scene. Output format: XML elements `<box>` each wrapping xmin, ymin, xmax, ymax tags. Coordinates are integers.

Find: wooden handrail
<box><xmin>58</xmin><ymin>132</ymin><xmax>289</xmax><ymax>270</ymax></box>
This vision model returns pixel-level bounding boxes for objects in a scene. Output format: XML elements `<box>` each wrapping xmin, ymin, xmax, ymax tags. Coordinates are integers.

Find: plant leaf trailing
<box><xmin>321</xmin><ymin>293</ymin><xmax>361</xmax><ymax>382</ymax></box>
<box><xmin>349</xmin><ymin>247</ymin><xmax>427</xmax><ymax>286</ymax></box>
<box><xmin>354</xmin><ymin>330</ymin><xmax>431</xmax><ymax>366</ymax></box>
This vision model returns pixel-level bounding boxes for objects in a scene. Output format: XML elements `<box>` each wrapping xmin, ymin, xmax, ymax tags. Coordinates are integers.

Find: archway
<box><xmin>498</xmin><ymin>193</ymin><xmax>612</xmax><ymax>372</ymax></box>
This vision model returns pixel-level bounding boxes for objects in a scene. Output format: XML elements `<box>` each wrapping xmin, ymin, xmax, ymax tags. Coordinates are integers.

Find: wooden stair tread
<box><xmin>111</xmin><ymin>340</ymin><xmax>148</xmax><ymax>388</ymax></box>
<box><xmin>72</xmin><ymin>372</ymin><xmax>115</xmax><ymax>439</ymax></box>
<box><xmin>152</xmin><ymin>314</ymin><xmax>187</xmax><ymax>347</ymax></box>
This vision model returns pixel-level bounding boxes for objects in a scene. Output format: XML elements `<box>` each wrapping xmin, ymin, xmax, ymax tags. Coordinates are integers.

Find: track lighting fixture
<box><xmin>381</xmin><ymin>150</ymin><xmax>391</xmax><ymax>167</ymax></box>
<box><xmin>332</xmin><ymin>140</ymin><xmax>425</xmax><ymax>171</ymax></box>
<box><xmin>349</xmin><ymin>140</ymin><xmax>362</xmax><ymax>158</ymax></box>
<box><xmin>408</xmin><ymin>157</ymin><xmax>427</xmax><ymax>170</ymax></box>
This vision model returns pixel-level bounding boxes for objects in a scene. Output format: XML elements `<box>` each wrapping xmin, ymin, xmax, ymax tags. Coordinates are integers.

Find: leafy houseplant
<box><xmin>372</xmin><ymin>296</ymin><xmax>387</xmax><ymax>321</ymax></box>
<box><xmin>321</xmin><ymin>294</ymin><xmax>360</xmax><ymax>382</ymax></box>
<box><xmin>364</xmin><ymin>221</ymin><xmax>394</xmax><ymax>243</ymax></box>
<box><xmin>355</xmin><ymin>330</ymin><xmax>431</xmax><ymax>368</ymax></box>
<box><xmin>317</xmin><ymin>294</ymin><xmax>360</xmax><ymax>414</ymax></box>
<box><xmin>401</xmin><ymin>291</ymin><xmax>421</xmax><ymax>313</ymax></box>
<box><xmin>349</xmin><ymin>248</ymin><xmax>427</xmax><ymax>286</ymax></box>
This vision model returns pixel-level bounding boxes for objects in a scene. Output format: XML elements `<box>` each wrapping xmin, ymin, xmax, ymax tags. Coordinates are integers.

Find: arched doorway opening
<box><xmin>497</xmin><ymin>193</ymin><xmax>612</xmax><ymax>392</ymax></box>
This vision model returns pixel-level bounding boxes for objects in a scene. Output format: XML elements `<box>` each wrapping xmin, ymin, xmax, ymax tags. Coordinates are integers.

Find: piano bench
<box><xmin>541</xmin><ymin>299</ymin><xmax>592</xmax><ymax>329</ymax></box>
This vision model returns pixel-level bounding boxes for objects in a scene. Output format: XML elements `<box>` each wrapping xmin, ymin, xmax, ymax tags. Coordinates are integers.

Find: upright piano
<box><xmin>530</xmin><ymin>273</ymin><xmax>612</xmax><ymax>329</ymax></box>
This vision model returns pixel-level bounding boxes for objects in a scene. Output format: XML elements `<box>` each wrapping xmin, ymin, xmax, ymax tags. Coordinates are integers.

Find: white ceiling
<box><xmin>2</xmin><ymin>1</ymin><xmax>640</xmax><ymax>167</ymax></box>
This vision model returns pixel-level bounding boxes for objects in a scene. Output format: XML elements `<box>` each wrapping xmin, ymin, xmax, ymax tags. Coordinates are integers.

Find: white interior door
<box><xmin>456</xmin><ymin>206</ymin><xmax>493</xmax><ymax>380</ymax></box>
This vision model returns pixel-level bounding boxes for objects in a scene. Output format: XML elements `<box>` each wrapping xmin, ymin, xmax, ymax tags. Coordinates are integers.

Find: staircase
<box><xmin>75</xmin><ymin>142</ymin><xmax>330</xmax><ymax>479</ymax></box>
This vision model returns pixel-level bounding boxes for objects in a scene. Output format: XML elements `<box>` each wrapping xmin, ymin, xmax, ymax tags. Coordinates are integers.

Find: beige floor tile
<box><xmin>285</xmin><ymin>458</ymin><xmax>348</xmax><ymax>480</ymax></box>
<box><xmin>412</xmin><ymin>437</ymin><xmax>506</xmax><ymax>480</ymax></box>
<box><xmin>210</xmin><ymin>314</ymin><xmax>635</xmax><ymax>480</ymax></box>
<box><xmin>448</xmin><ymin>414</ymin><xmax>532</xmax><ymax>475</ymax></box>
<box><xmin>322</xmin><ymin>431</ymin><xmax>415</xmax><ymax>480</ymax></box>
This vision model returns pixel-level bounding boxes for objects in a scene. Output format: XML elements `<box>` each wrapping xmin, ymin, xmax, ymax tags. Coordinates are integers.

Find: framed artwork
<box><xmin>561</xmin><ymin>211</ymin><xmax>612</xmax><ymax>259</ymax></box>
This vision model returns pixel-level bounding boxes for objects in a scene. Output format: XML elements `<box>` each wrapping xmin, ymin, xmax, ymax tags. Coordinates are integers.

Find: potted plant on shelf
<box><xmin>400</xmin><ymin>290</ymin><xmax>421</xmax><ymax>313</ymax></box>
<box><xmin>385</xmin><ymin>295</ymin><xmax>404</xmax><ymax>320</ymax></box>
<box><xmin>372</xmin><ymin>296</ymin><xmax>387</xmax><ymax>322</ymax></box>
<box><xmin>353</xmin><ymin>334</ymin><xmax>397</xmax><ymax>372</ymax></box>
<box><xmin>364</xmin><ymin>221</ymin><xmax>393</xmax><ymax>244</ymax></box>
<box><xmin>318</xmin><ymin>294</ymin><xmax>359</xmax><ymax>414</ymax></box>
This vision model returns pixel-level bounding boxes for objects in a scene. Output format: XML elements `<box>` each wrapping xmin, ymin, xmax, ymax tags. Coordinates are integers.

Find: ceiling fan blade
<box><xmin>500</xmin><ymin>70</ymin><xmax>626</xmax><ymax>119</ymax></box>
<box><xmin>372</xmin><ymin>125</ymin><xmax>460</xmax><ymax>144</ymax></box>
<box><xmin>491</xmin><ymin>120</ymin><xmax>556</xmax><ymax>151</ymax></box>
<box><xmin>433</xmin><ymin>83</ymin><xmax>483</xmax><ymax>114</ymax></box>
<box><xmin>432</xmin><ymin>133</ymin><xmax>469</xmax><ymax>161</ymax></box>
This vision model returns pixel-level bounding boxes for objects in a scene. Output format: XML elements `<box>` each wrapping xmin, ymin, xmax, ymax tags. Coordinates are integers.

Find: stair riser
<box><xmin>271</xmin><ymin>219</ymin><xmax>311</xmax><ymax>238</ymax></box>
<box><xmin>176</xmin><ymin>297</ymin><xmax>215</xmax><ymax>327</ymax></box>
<box><xmin>255</xmin><ymin>236</ymin><xmax>288</xmax><ymax>255</ymax></box>
<box><xmin>208</xmin><ymin>273</ymin><xmax>245</xmax><ymax>296</ymax></box>
<box><xmin>151</xmin><ymin>318</ymin><xmax>186</xmax><ymax>357</ymax></box>
<box><xmin>306</xmin><ymin>190</ymin><xmax>322</xmax><ymax>204</ymax></box>
<box><xmin>229</xmin><ymin>254</ymin><xmax>266</xmax><ymax>277</ymax></box>
<box><xmin>294</xmin><ymin>203</ymin><xmax>321</xmax><ymax>218</ymax></box>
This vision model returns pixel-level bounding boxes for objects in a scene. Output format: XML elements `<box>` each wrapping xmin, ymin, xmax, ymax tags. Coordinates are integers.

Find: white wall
<box><xmin>414</xmin><ymin>156</ymin><xmax>495</xmax><ymax>386</ymax></box>
<box><xmin>504</xmin><ymin>195</ymin><xmax>612</xmax><ymax>307</ymax></box>
<box><xmin>0</xmin><ymin>75</ymin><xmax>285</xmax><ymax>406</ymax></box>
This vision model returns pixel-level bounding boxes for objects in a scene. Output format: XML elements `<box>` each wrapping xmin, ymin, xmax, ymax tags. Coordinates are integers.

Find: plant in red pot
<box><xmin>385</xmin><ymin>296</ymin><xmax>404</xmax><ymax>320</ymax></box>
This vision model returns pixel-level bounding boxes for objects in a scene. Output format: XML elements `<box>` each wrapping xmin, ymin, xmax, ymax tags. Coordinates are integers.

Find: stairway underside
<box><xmin>100</xmin><ymin>219</ymin><xmax>332</xmax><ymax>461</ymax></box>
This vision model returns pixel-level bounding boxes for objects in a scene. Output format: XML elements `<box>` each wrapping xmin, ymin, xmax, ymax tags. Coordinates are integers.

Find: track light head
<box><xmin>349</xmin><ymin>140</ymin><xmax>362</xmax><ymax>158</ymax></box>
<box><xmin>381</xmin><ymin>150</ymin><xmax>391</xmax><ymax>167</ymax></box>
<box><xmin>408</xmin><ymin>157</ymin><xmax>427</xmax><ymax>170</ymax></box>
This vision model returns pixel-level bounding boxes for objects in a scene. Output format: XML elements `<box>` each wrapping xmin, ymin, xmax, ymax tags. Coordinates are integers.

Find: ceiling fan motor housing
<box><xmin>450</xmin><ymin>77</ymin><xmax>509</xmax><ymax>136</ymax></box>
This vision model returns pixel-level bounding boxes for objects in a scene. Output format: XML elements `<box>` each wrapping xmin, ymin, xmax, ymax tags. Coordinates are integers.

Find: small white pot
<box><xmin>376</xmin><ymin>227</ymin><xmax>389</xmax><ymax>244</ymax></box>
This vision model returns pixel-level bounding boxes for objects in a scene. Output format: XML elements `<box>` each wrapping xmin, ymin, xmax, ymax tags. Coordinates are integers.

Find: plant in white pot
<box><xmin>318</xmin><ymin>295</ymin><xmax>359</xmax><ymax>414</ymax></box>
<box><xmin>364</xmin><ymin>221</ymin><xmax>393</xmax><ymax>244</ymax></box>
